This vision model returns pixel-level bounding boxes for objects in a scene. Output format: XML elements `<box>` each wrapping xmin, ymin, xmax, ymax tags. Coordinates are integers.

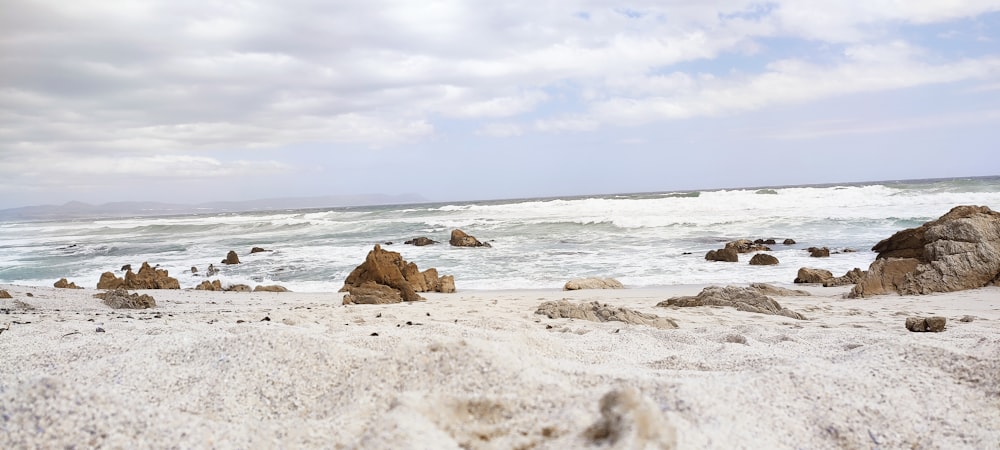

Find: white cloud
<box><xmin>476</xmin><ymin>123</ymin><xmax>524</xmax><ymax>137</ymax></box>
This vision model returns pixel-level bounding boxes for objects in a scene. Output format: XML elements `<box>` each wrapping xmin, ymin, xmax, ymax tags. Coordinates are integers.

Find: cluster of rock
<box><xmin>535</xmin><ymin>300</ymin><xmax>678</xmax><ymax>329</ymax></box>
<box><xmin>657</xmin><ymin>284</ymin><xmax>808</xmax><ymax>320</ymax></box>
<box><xmin>97</xmin><ymin>262</ymin><xmax>180</xmax><ymax>290</ymax></box>
<box><xmin>340</xmin><ymin>244</ymin><xmax>455</xmax><ymax>304</ymax></box>
<box><xmin>848</xmin><ymin>205</ymin><xmax>1000</xmax><ymax>298</ymax></box>
<box><xmin>794</xmin><ymin>267</ymin><xmax>866</xmax><ymax>287</ymax></box>
<box><xmin>193</xmin><ymin>280</ymin><xmax>289</xmax><ymax>292</ymax></box>
<box><xmin>905</xmin><ymin>316</ymin><xmax>946</xmax><ymax>332</ymax></box>
<box><xmin>564</xmin><ymin>277</ymin><xmax>624</xmax><ymax>290</ymax></box>
<box><xmin>706</xmin><ymin>239</ymin><xmax>788</xmax><ymax>264</ymax></box>
<box><xmin>53</xmin><ymin>278</ymin><xmax>82</xmax><ymax>289</ymax></box>
<box><xmin>94</xmin><ymin>287</ymin><xmax>156</xmax><ymax>309</ymax></box>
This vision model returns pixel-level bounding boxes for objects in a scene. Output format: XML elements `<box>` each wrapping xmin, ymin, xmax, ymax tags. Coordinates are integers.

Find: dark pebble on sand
<box><xmin>96</xmin><ymin>327</ymin><xmax>105</xmax><ymax>333</ymax></box>
<box><xmin>261</xmin><ymin>316</ymin><xmax>270</xmax><ymax>322</ymax></box>
<box><xmin>370</xmin><ymin>332</ymin><xmax>379</xmax><ymax>336</ymax></box>
<box><xmin>237</xmin><ymin>320</ymin><xmax>245</xmax><ymax>324</ymax></box>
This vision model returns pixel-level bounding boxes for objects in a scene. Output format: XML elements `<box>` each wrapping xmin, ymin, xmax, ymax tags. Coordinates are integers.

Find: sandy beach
<box><xmin>2</xmin><ymin>282</ymin><xmax>998</xmax><ymax>449</ymax></box>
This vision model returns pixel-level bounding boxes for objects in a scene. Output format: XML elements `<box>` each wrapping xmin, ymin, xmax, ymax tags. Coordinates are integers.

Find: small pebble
<box><xmin>95</xmin><ymin>327</ymin><xmax>105</xmax><ymax>333</ymax></box>
<box><xmin>370</xmin><ymin>332</ymin><xmax>379</xmax><ymax>336</ymax></box>
<box><xmin>236</xmin><ymin>320</ymin><xmax>245</xmax><ymax>324</ymax></box>
<box><xmin>261</xmin><ymin>316</ymin><xmax>271</xmax><ymax>322</ymax></box>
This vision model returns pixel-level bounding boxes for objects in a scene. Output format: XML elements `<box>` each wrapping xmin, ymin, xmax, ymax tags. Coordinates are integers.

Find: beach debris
<box><xmin>97</xmin><ymin>262</ymin><xmax>180</xmax><ymax>290</ymax></box>
<box><xmin>850</xmin><ymin>205</ymin><xmax>1000</xmax><ymax>297</ymax></box>
<box><xmin>0</xmin><ymin>290</ymin><xmax>12</xmax><ymax>299</ymax></box>
<box><xmin>535</xmin><ymin>300</ymin><xmax>678</xmax><ymax>329</ymax></box>
<box><xmin>658</xmin><ymin>285</ymin><xmax>807</xmax><ymax>320</ymax></box>
<box><xmin>404</xmin><ymin>236</ymin><xmax>437</xmax><ymax>246</ymax></box>
<box><xmin>905</xmin><ymin>316</ymin><xmax>947</xmax><ymax>332</ymax></box>
<box><xmin>53</xmin><ymin>278</ymin><xmax>83</xmax><ymax>289</ymax></box>
<box><xmin>253</xmin><ymin>285</ymin><xmax>290</xmax><ymax>292</ymax></box>
<box><xmin>808</xmin><ymin>246</ymin><xmax>831</xmax><ymax>257</ymax></box>
<box><xmin>450</xmin><ymin>229</ymin><xmax>491</xmax><ymax>248</ymax></box>
<box><xmin>564</xmin><ymin>277</ymin><xmax>624</xmax><ymax>290</ymax></box>
<box><xmin>583</xmin><ymin>387</ymin><xmax>677</xmax><ymax>449</ymax></box>
<box><xmin>195</xmin><ymin>280</ymin><xmax>223</xmax><ymax>291</ymax></box>
<box><xmin>705</xmin><ymin>248</ymin><xmax>738</xmax><ymax>262</ymax></box>
<box><xmin>749</xmin><ymin>254</ymin><xmax>779</xmax><ymax>265</ymax></box>
<box><xmin>340</xmin><ymin>244</ymin><xmax>456</xmax><ymax>304</ymax></box>
<box><xmin>250</xmin><ymin>246</ymin><xmax>271</xmax><ymax>253</ymax></box>
<box><xmin>94</xmin><ymin>287</ymin><xmax>156</xmax><ymax>309</ymax></box>
<box><xmin>222</xmin><ymin>250</ymin><xmax>240</xmax><ymax>265</ymax></box>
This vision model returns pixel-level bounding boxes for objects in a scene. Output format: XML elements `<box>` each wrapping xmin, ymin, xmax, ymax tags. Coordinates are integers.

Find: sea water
<box><xmin>1</xmin><ymin>177</ymin><xmax>998</xmax><ymax>291</ymax></box>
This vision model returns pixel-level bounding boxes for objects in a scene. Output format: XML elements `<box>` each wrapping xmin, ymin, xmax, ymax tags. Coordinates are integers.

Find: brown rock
<box><xmin>783</xmin><ymin>239</ymin><xmax>796</xmax><ymax>245</ymax></box>
<box><xmin>341</xmin><ymin>244</ymin><xmax>455</xmax><ymax>302</ymax></box>
<box><xmin>926</xmin><ymin>316</ymin><xmax>947</xmax><ymax>332</ymax></box>
<box><xmin>450</xmin><ymin>229</ymin><xmax>491</xmax><ymax>248</ymax></box>
<box><xmin>794</xmin><ymin>267</ymin><xmax>833</xmax><ymax>284</ymax></box>
<box><xmin>906</xmin><ymin>316</ymin><xmax>947</xmax><ymax>332</ymax></box>
<box><xmin>250</xmin><ymin>247</ymin><xmax>270</xmax><ymax>253</ymax></box>
<box><xmin>726</xmin><ymin>239</ymin><xmax>770</xmax><ymax>253</ymax></box>
<box><xmin>808</xmin><ymin>247</ymin><xmax>831</xmax><ymax>257</ymax></box>
<box><xmin>404</xmin><ymin>237</ymin><xmax>437</xmax><ymax>246</ymax></box>
<box><xmin>253</xmin><ymin>285</ymin><xmax>289</xmax><ymax>292</ymax></box>
<box><xmin>124</xmin><ymin>262</ymin><xmax>180</xmax><ymax>290</ymax></box>
<box><xmin>564</xmin><ymin>278</ymin><xmax>625</xmax><ymax>290</ymax></box>
<box><xmin>748</xmin><ymin>254</ymin><xmax>779</xmax><ymax>265</ymax></box>
<box><xmin>343</xmin><ymin>281</ymin><xmax>403</xmax><ymax>305</ymax></box>
<box><xmin>438</xmin><ymin>275</ymin><xmax>456</xmax><ymax>293</ymax></box>
<box><xmin>206</xmin><ymin>264</ymin><xmax>219</xmax><ymax>277</ymax></box>
<box><xmin>0</xmin><ymin>290</ymin><xmax>12</xmax><ymax>299</ymax></box>
<box><xmin>850</xmin><ymin>205</ymin><xmax>1000</xmax><ymax>297</ymax></box>
<box><xmin>190</xmin><ymin>266</ymin><xmax>198</xmax><ymax>274</ymax></box>
<box><xmin>94</xmin><ymin>288</ymin><xmax>156</xmax><ymax>309</ymax></box>
<box><xmin>584</xmin><ymin>387</ymin><xmax>676</xmax><ymax>448</ymax></box>
<box><xmin>226</xmin><ymin>284</ymin><xmax>251</xmax><ymax>292</ymax></box>
<box><xmin>705</xmin><ymin>248</ymin><xmax>738</xmax><ymax>262</ymax></box>
<box><xmin>53</xmin><ymin>278</ymin><xmax>82</xmax><ymax>289</ymax></box>
<box><xmin>535</xmin><ymin>300</ymin><xmax>678</xmax><ymax>329</ymax></box>
<box><xmin>658</xmin><ymin>285</ymin><xmax>806</xmax><ymax>320</ymax></box>
<box><xmin>222</xmin><ymin>251</ymin><xmax>240</xmax><ymax>265</ymax></box>
<box><xmin>749</xmin><ymin>283</ymin><xmax>811</xmax><ymax>297</ymax></box>
<box><xmin>195</xmin><ymin>280</ymin><xmax>223</xmax><ymax>291</ymax></box>
<box><xmin>822</xmin><ymin>268</ymin><xmax>867</xmax><ymax>287</ymax></box>
<box><xmin>97</xmin><ymin>271</ymin><xmax>125</xmax><ymax>290</ymax></box>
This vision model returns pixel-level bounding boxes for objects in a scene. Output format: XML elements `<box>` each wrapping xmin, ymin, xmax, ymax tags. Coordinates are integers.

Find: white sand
<box><xmin>1</xmin><ymin>283</ymin><xmax>998</xmax><ymax>449</ymax></box>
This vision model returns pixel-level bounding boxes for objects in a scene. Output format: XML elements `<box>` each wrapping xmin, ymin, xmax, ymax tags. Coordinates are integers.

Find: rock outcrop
<box><xmin>53</xmin><ymin>278</ymin><xmax>82</xmax><ymax>289</ymax></box>
<box><xmin>793</xmin><ymin>267</ymin><xmax>866</xmax><ymax>286</ymax></box>
<box><xmin>97</xmin><ymin>262</ymin><xmax>180</xmax><ymax>290</ymax></box>
<box><xmin>195</xmin><ymin>280</ymin><xmax>223</xmax><ymax>291</ymax></box>
<box><xmin>450</xmin><ymin>229</ymin><xmax>490</xmax><ymax>248</ymax></box>
<box><xmin>342</xmin><ymin>281</ymin><xmax>403</xmax><ymax>304</ymax></box>
<box><xmin>222</xmin><ymin>251</ymin><xmax>240</xmax><ymax>265</ymax></box>
<box><xmin>749</xmin><ymin>254</ymin><xmax>779</xmax><ymax>265</ymax></box>
<box><xmin>94</xmin><ymin>288</ymin><xmax>156</xmax><ymax>309</ymax></box>
<box><xmin>849</xmin><ymin>205</ymin><xmax>1000</xmax><ymax>297</ymax></box>
<box><xmin>906</xmin><ymin>316</ymin><xmax>947</xmax><ymax>332</ymax></box>
<box><xmin>404</xmin><ymin>237</ymin><xmax>437</xmax><ymax>246</ymax></box>
<box><xmin>564</xmin><ymin>278</ymin><xmax>625</xmax><ymax>290</ymax></box>
<box><xmin>657</xmin><ymin>285</ymin><xmax>807</xmax><ymax>320</ymax></box>
<box><xmin>823</xmin><ymin>268</ymin><xmax>866</xmax><ymax>287</ymax></box>
<box><xmin>535</xmin><ymin>300</ymin><xmax>678</xmax><ymax>329</ymax></box>
<box><xmin>340</xmin><ymin>244</ymin><xmax>455</xmax><ymax>304</ymax></box>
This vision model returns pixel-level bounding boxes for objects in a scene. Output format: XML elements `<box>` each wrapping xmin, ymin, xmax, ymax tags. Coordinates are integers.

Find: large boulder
<box><xmin>823</xmin><ymin>268</ymin><xmax>867</xmax><ymax>287</ymax></box>
<box><xmin>564</xmin><ymin>277</ymin><xmax>625</xmax><ymax>290</ymax></box>
<box><xmin>340</xmin><ymin>244</ymin><xmax>455</xmax><ymax>303</ymax></box>
<box><xmin>705</xmin><ymin>248</ymin><xmax>738</xmax><ymax>262</ymax></box>
<box><xmin>749</xmin><ymin>254</ymin><xmax>779</xmax><ymax>265</ymax></box>
<box><xmin>53</xmin><ymin>278</ymin><xmax>82</xmax><ymax>289</ymax></box>
<box><xmin>343</xmin><ymin>281</ymin><xmax>403</xmax><ymax>305</ymax></box>
<box><xmin>849</xmin><ymin>205</ymin><xmax>1000</xmax><ymax>297</ymax></box>
<box><xmin>222</xmin><ymin>251</ymin><xmax>240</xmax><ymax>265</ymax></box>
<box><xmin>98</xmin><ymin>262</ymin><xmax>179</xmax><ymax>290</ymax></box>
<box><xmin>657</xmin><ymin>285</ymin><xmax>806</xmax><ymax>320</ymax></box>
<box><xmin>450</xmin><ymin>229</ymin><xmax>490</xmax><ymax>248</ymax></box>
<box><xmin>195</xmin><ymin>280</ymin><xmax>223</xmax><ymax>291</ymax></box>
<box><xmin>793</xmin><ymin>267</ymin><xmax>833</xmax><ymax>284</ymax></box>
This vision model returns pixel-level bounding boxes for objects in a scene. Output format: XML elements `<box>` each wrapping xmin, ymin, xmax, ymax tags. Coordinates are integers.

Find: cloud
<box><xmin>476</xmin><ymin>123</ymin><xmax>524</xmax><ymax>138</ymax></box>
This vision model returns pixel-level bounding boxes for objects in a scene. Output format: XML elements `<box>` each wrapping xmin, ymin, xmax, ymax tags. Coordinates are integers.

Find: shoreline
<box><xmin>2</xmin><ymin>283</ymin><xmax>999</xmax><ymax>448</ymax></box>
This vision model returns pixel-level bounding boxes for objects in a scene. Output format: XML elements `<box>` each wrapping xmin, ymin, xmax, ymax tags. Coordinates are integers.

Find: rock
<box><xmin>253</xmin><ymin>285</ymin><xmax>290</xmax><ymax>292</ymax></box>
<box><xmin>584</xmin><ymin>387</ymin><xmax>676</xmax><ymax>448</ymax></box>
<box><xmin>341</xmin><ymin>244</ymin><xmax>456</xmax><ymax>302</ymax></box>
<box><xmin>450</xmin><ymin>229</ymin><xmax>491</xmax><ymax>248</ymax></box>
<box><xmin>97</xmin><ymin>262</ymin><xmax>179</xmax><ymax>290</ymax></box>
<box><xmin>535</xmin><ymin>300</ymin><xmax>678</xmax><ymax>329</ymax></box>
<box><xmin>94</xmin><ymin>287</ymin><xmax>156</xmax><ymax>309</ymax></box>
<box><xmin>190</xmin><ymin>266</ymin><xmax>198</xmax><ymax>274</ymax></box>
<box><xmin>783</xmin><ymin>239</ymin><xmax>796</xmax><ymax>245</ymax></box>
<box><xmin>657</xmin><ymin>285</ymin><xmax>807</xmax><ymax>320</ymax></box>
<box><xmin>748</xmin><ymin>254</ymin><xmax>779</xmax><ymax>265</ymax></box>
<box><xmin>705</xmin><ymin>248</ymin><xmax>738</xmax><ymax>262</ymax></box>
<box><xmin>0</xmin><ymin>290</ymin><xmax>12</xmax><ymax>299</ymax></box>
<box><xmin>564</xmin><ymin>277</ymin><xmax>625</xmax><ymax>290</ymax></box>
<box><xmin>195</xmin><ymin>280</ymin><xmax>223</xmax><ymax>291</ymax></box>
<box><xmin>343</xmin><ymin>281</ymin><xmax>403</xmax><ymax>305</ymax></box>
<box><xmin>794</xmin><ymin>267</ymin><xmax>833</xmax><ymax>284</ymax></box>
<box><xmin>749</xmin><ymin>283</ymin><xmax>811</xmax><ymax>297</ymax></box>
<box><xmin>120</xmin><ymin>264</ymin><xmax>132</xmax><ymax>272</ymax></box>
<box><xmin>222</xmin><ymin>251</ymin><xmax>240</xmax><ymax>265</ymax></box>
<box><xmin>404</xmin><ymin>237</ymin><xmax>437</xmax><ymax>246</ymax></box>
<box><xmin>206</xmin><ymin>264</ymin><xmax>220</xmax><ymax>277</ymax></box>
<box><xmin>53</xmin><ymin>278</ymin><xmax>82</xmax><ymax>289</ymax></box>
<box><xmin>808</xmin><ymin>247</ymin><xmax>831</xmax><ymax>257</ymax></box>
<box><xmin>725</xmin><ymin>239</ymin><xmax>770</xmax><ymax>253</ymax></box>
<box><xmin>850</xmin><ymin>205</ymin><xmax>1000</xmax><ymax>297</ymax></box>
<box><xmin>822</xmin><ymin>268</ymin><xmax>867</xmax><ymax>287</ymax></box>
<box><xmin>250</xmin><ymin>247</ymin><xmax>270</xmax><ymax>253</ymax></box>
<box><xmin>226</xmin><ymin>284</ymin><xmax>252</xmax><ymax>292</ymax></box>
<box><xmin>97</xmin><ymin>272</ymin><xmax>124</xmax><ymax>290</ymax></box>
<box><xmin>906</xmin><ymin>316</ymin><xmax>947</xmax><ymax>332</ymax></box>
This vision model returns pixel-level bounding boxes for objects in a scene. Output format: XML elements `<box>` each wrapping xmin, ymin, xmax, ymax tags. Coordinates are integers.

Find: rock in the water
<box><xmin>253</xmin><ymin>285</ymin><xmax>289</xmax><ymax>292</ymax></box>
<box><xmin>190</xmin><ymin>266</ymin><xmax>198</xmax><ymax>274</ymax></box>
<box><xmin>98</xmin><ymin>262</ymin><xmax>179</xmax><ymax>290</ymax></box>
<box><xmin>794</xmin><ymin>267</ymin><xmax>834</xmax><ymax>284</ymax></box>
<box><xmin>94</xmin><ymin>288</ymin><xmax>156</xmax><ymax>309</ymax></box>
<box><xmin>564</xmin><ymin>277</ymin><xmax>625</xmax><ymax>290</ymax></box>
<box><xmin>783</xmin><ymin>238</ymin><xmax>796</xmax><ymax>245</ymax></box>
<box><xmin>657</xmin><ymin>285</ymin><xmax>807</xmax><ymax>320</ymax></box>
<box><xmin>705</xmin><ymin>248</ymin><xmax>739</xmax><ymax>262</ymax></box>
<box><xmin>850</xmin><ymin>205</ymin><xmax>1000</xmax><ymax>297</ymax></box>
<box><xmin>584</xmin><ymin>387</ymin><xmax>677</xmax><ymax>449</ymax></box>
<box><xmin>53</xmin><ymin>278</ymin><xmax>82</xmax><ymax>289</ymax></box>
<box><xmin>535</xmin><ymin>300</ymin><xmax>678</xmax><ymax>329</ymax></box>
<box><xmin>0</xmin><ymin>290</ymin><xmax>12</xmax><ymax>299</ymax></box>
<box><xmin>450</xmin><ymin>229</ymin><xmax>490</xmax><ymax>247</ymax></box>
<box><xmin>250</xmin><ymin>247</ymin><xmax>270</xmax><ymax>253</ymax></box>
<box><xmin>343</xmin><ymin>281</ymin><xmax>403</xmax><ymax>305</ymax></box>
<box><xmin>222</xmin><ymin>251</ymin><xmax>240</xmax><ymax>265</ymax></box>
<box><xmin>340</xmin><ymin>244</ymin><xmax>455</xmax><ymax>302</ymax></box>
<box><xmin>725</xmin><ymin>239</ymin><xmax>771</xmax><ymax>253</ymax></box>
<box><xmin>206</xmin><ymin>264</ymin><xmax>220</xmax><ymax>277</ymax></box>
<box><xmin>906</xmin><ymin>316</ymin><xmax>947</xmax><ymax>332</ymax></box>
<box><xmin>195</xmin><ymin>280</ymin><xmax>223</xmax><ymax>291</ymax></box>
<box><xmin>749</xmin><ymin>254</ymin><xmax>779</xmax><ymax>265</ymax></box>
<box><xmin>808</xmin><ymin>247</ymin><xmax>831</xmax><ymax>257</ymax></box>
<box><xmin>404</xmin><ymin>237</ymin><xmax>437</xmax><ymax>246</ymax></box>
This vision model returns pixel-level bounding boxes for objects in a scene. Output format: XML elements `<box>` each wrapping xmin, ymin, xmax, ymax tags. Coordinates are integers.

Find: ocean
<box><xmin>1</xmin><ymin>176</ymin><xmax>999</xmax><ymax>292</ymax></box>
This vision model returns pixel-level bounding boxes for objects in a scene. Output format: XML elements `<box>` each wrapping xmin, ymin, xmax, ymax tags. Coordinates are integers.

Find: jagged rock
<box><xmin>53</xmin><ymin>278</ymin><xmax>82</xmax><ymax>289</ymax></box>
<box><xmin>0</xmin><ymin>290</ymin><xmax>12</xmax><ymax>299</ymax></box>
<box><xmin>725</xmin><ymin>239</ymin><xmax>770</xmax><ymax>253</ymax></box>
<box><xmin>749</xmin><ymin>254</ymin><xmax>779</xmax><ymax>265</ymax></box>
<box><xmin>705</xmin><ymin>248</ymin><xmax>738</xmax><ymax>262</ymax></box>
<box><xmin>226</xmin><ymin>284</ymin><xmax>251</xmax><ymax>292</ymax></box>
<box><xmin>250</xmin><ymin>247</ymin><xmax>271</xmax><ymax>253</ymax></box>
<box><xmin>749</xmin><ymin>283</ymin><xmax>811</xmax><ymax>297</ymax></box>
<box><xmin>536</xmin><ymin>300</ymin><xmax>678</xmax><ymax>329</ymax></box>
<box><xmin>808</xmin><ymin>247</ymin><xmax>831</xmax><ymax>257</ymax></box>
<box><xmin>97</xmin><ymin>272</ymin><xmax>124</xmax><ymax>290</ymax></box>
<box><xmin>222</xmin><ymin>251</ymin><xmax>240</xmax><ymax>265</ymax></box>
<box><xmin>343</xmin><ymin>281</ymin><xmax>403</xmax><ymax>305</ymax></box>
<box><xmin>404</xmin><ymin>237</ymin><xmax>437</xmax><ymax>246</ymax></box>
<box><xmin>254</xmin><ymin>285</ymin><xmax>289</xmax><ymax>292</ymax></box>
<box><xmin>450</xmin><ymin>229</ymin><xmax>490</xmax><ymax>248</ymax></box>
<box><xmin>340</xmin><ymin>244</ymin><xmax>455</xmax><ymax>302</ymax></box>
<box><xmin>794</xmin><ymin>267</ymin><xmax>834</xmax><ymax>284</ymax></box>
<box><xmin>906</xmin><ymin>316</ymin><xmax>947</xmax><ymax>332</ymax></box>
<box><xmin>195</xmin><ymin>280</ymin><xmax>223</xmax><ymax>291</ymax></box>
<box><xmin>206</xmin><ymin>264</ymin><xmax>220</xmax><ymax>277</ymax></box>
<box><xmin>120</xmin><ymin>264</ymin><xmax>132</xmax><ymax>272</ymax></box>
<box><xmin>823</xmin><ymin>268</ymin><xmax>866</xmax><ymax>287</ymax></box>
<box><xmin>657</xmin><ymin>285</ymin><xmax>807</xmax><ymax>320</ymax></box>
<box><xmin>564</xmin><ymin>278</ymin><xmax>625</xmax><ymax>290</ymax></box>
<box><xmin>97</xmin><ymin>262</ymin><xmax>179</xmax><ymax>290</ymax></box>
<box><xmin>783</xmin><ymin>239</ymin><xmax>796</xmax><ymax>245</ymax></box>
<box><xmin>850</xmin><ymin>206</ymin><xmax>1000</xmax><ymax>298</ymax></box>
<box><xmin>94</xmin><ymin>287</ymin><xmax>156</xmax><ymax>309</ymax></box>
<box><xmin>584</xmin><ymin>387</ymin><xmax>676</xmax><ymax>448</ymax></box>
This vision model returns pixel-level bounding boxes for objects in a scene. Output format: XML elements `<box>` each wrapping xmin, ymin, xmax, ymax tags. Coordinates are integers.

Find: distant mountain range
<box><xmin>0</xmin><ymin>194</ymin><xmax>428</xmax><ymax>222</ymax></box>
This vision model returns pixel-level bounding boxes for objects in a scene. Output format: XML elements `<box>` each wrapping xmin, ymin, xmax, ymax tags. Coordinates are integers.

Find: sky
<box><xmin>2</xmin><ymin>1</ymin><xmax>1000</xmax><ymax>209</ymax></box>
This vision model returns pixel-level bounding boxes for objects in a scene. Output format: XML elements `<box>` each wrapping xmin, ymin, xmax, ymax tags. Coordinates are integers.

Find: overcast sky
<box><xmin>2</xmin><ymin>1</ymin><xmax>999</xmax><ymax>209</ymax></box>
